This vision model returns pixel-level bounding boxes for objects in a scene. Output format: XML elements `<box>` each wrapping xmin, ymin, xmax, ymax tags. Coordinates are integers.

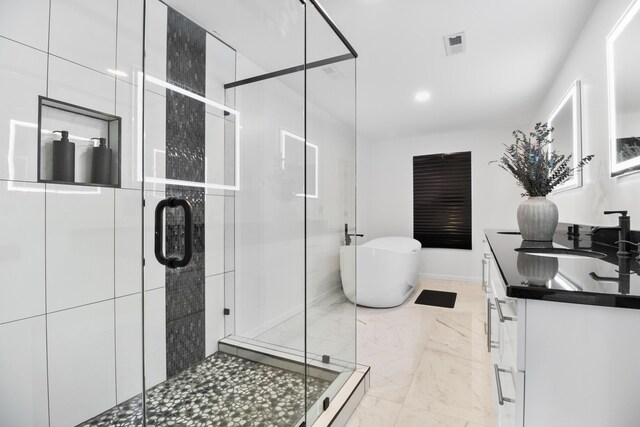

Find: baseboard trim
<box><xmin>419</xmin><ymin>273</ymin><xmax>481</xmax><ymax>283</ymax></box>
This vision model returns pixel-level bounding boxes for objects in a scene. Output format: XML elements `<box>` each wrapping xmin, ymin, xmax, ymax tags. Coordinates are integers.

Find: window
<box><xmin>413</xmin><ymin>151</ymin><xmax>472</xmax><ymax>249</ymax></box>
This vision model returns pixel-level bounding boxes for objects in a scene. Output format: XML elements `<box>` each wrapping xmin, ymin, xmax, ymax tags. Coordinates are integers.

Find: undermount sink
<box><xmin>514</xmin><ymin>247</ymin><xmax>607</xmax><ymax>259</ymax></box>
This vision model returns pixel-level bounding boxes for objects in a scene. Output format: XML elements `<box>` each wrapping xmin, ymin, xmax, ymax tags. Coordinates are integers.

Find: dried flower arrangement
<box><xmin>494</xmin><ymin>122</ymin><xmax>594</xmax><ymax>197</ymax></box>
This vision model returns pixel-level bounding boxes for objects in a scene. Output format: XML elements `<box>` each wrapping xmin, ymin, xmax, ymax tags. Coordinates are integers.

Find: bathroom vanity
<box><xmin>483</xmin><ymin>227</ymin><xmax>640</xmax><ymax>427</ymax></box>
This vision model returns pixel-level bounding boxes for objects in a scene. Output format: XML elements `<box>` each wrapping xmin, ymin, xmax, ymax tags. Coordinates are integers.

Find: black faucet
<box><xmin>591</xmin><ymin>210</ymin><xmax>632</xmax><ymax>257</ymax></box>
<box><xmin>589</xmin><ymin>256</ymin><xmax>633</xmax><ymax>295</ymax></box>
<box><xmin>344</xmin><ymin>223</ymin><xmax>363</xmax><ymax>246</ymax></box>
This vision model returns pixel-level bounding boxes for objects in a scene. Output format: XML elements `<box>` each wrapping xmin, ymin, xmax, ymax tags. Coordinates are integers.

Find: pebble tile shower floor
<box><xmin>81</xmin><ymin>352</ymin><xmax>331</xmax><ymax>426</ymax></box>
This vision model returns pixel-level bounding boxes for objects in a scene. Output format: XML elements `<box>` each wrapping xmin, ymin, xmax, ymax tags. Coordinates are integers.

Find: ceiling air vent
<box><xmin>444</xmin><ymin>31</ymin><xmax>466</xmax><ymax>56</ymax></box>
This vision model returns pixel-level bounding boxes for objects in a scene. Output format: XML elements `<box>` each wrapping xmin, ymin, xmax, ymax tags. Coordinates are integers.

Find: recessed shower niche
<box><xmin>38</xmin><ymin>96</ymin><xmax>121</xmax><ymax>187</ymax></box>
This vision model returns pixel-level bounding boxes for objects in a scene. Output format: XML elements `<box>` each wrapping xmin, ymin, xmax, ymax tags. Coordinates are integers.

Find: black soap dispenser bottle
<box><xmin>52</xmin><ymin>130</ymin><xmax>75</xmax><ymax>182</ymax></box>
<box><xmin>91</xmin><ymin>137</ymin><xmax>112</xmax><ymax>185</ymax></box>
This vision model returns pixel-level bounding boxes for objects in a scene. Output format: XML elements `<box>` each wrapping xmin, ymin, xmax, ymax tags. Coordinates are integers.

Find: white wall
<box><xmin>357</xmin><ymin>134</ymin><xmax>373</xmax><ymax>237</ymax></box>
<box><xmin>535</xmin><ymin>0</ymin><xmax>640</xmax><ymax>226</ymax></box>
<box><xmin>362</xmin><ymin>129</ymin><xmax>522</xmax><ymax>282</ymax></box>
<box><xmin>362</xmin><ymin>0</ymin><xmax>640</xmax><ymax>282</ymax></box>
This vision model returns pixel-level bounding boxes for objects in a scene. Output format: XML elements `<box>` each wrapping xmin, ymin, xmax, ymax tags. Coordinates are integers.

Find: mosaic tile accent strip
<box><xmin>80</xmin><ymin>352</ymin><xmax>331</xmax><ymax>427</ymax></box>
<box><xmin>165</xmin><ymin>7</ymin><xmax>207</xmax><ymax>378</ymax></box>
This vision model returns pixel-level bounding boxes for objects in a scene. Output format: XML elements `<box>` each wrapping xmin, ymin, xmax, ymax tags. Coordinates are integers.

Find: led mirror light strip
<box><xmin>280</xmin><ymin>129</ymin><xmax>319</xmax><ymax>199</ymax></box>
<box><xmin>547</xmin><ymin>80</ymin><xmax>582</xmax><ymax>192</ymax></box>
<box><xmin>138</xmin><ymin>72</ymin><xmax>241</xmax><ymax>191</ymax></box>
<box><xmin>607</xmin><ymin>0</ymin><xmax>640</xmax><ymax>175</ymax></box>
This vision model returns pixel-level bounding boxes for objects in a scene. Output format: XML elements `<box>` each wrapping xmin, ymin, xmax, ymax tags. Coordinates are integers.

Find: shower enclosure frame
<box><xmin>139</xmin><ymin>1</ymin><xmax>359</xmax><ymax>426</ymax></box>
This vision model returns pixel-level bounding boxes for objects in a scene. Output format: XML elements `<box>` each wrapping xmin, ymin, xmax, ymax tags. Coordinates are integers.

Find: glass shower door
<box><xmin>141</xmin><ymin>0</ymin><xmax>239</xmax><ymax>423</ymax></box>
<box><xmin>140</xmin><ymin>0</ymin><xmax>309</xmax><ymax>425</ymax></box>
<box><xmin>304</xmin><ymin>4</ymin><xmax>358</xmax><ymax>424</ymax></box>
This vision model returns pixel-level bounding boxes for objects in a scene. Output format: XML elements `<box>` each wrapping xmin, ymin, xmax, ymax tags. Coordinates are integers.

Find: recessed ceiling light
<box><xmin>415</xmin><ymin>91</ymin><xmax>432</xmax><ymax>102</ymax></box>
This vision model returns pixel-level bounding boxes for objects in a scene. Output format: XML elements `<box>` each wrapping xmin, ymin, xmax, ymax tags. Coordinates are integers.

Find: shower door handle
<box><xmin>154</xmin><ymin>197</ymin><xmax>193</xmax><ymax>269</ymax></box>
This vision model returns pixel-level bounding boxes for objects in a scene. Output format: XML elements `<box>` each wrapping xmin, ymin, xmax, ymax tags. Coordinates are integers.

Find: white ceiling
<box><xmin>166</xmin><ymin>0</ymin><xmax>599</xmax><ymax>142</ymax></box>
<box><xmin>321</xmin><ymin>0</ymin><xmax>599</xmax><ymax>141</ymax></box>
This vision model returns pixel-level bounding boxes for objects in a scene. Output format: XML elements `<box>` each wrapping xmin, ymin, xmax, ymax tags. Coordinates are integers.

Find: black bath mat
<box><xmin>415</xmin><ymin>289</ymin><xmax>457</xmax><ymax>308</ymax></box>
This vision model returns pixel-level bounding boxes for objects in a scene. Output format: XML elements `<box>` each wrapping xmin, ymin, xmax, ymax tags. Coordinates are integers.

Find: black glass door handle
<box><xmin>154</xmin><ymin>197</ymin><xmax>193</xmax><ymax>269</ymax></box>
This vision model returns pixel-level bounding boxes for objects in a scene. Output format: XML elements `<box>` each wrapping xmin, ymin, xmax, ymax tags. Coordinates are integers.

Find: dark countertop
<box><xmin>485</xmin><ymin>224</ymin><xmax>640</xmax><ymax>310</ymax></box>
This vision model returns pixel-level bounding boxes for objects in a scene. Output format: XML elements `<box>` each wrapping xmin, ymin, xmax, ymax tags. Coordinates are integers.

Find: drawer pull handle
<box><xmin>494</xmin><ymin>364</ymin><xmax>516</xmax><ymax>405</ymax></box>
<box><xmin>482</xmin><ymin>259</ymin><xmax>487</xmax><ymax>292</ymax></box>
<box><xmin>487</xmin><ymin>299</ymin><xmax>499</xmax><ymax>352</ymax></box>
<box><xmin>495</xmin><ymin>298</ymin><xmax>516</xmax><ymax>323</ymax></box>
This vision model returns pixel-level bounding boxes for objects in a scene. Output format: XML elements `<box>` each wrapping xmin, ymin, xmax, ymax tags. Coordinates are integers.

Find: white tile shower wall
<box><xmin>48</xmin><ymin>56</ymin><xmax>116</xmax><ymax>115</ymax></box>
<box><xmin>233</xmin><ymin>54</ymin><xmax>357</xmax><ymax>337</ymax></box>
<box><xmin>116</xmin><ymin>79</ymin><xmax>142</xmax><ymax>190</ymax></box>
<box><xmin>115</xmin><ymin>293</ymin><xmax>143</xmax><ymax>404</ymax></box>
<box><xmin>0</xmin><ymin>0</ymin><xmax>50</xmax><ymax>52</ymax></box>
<box><xmin>364</xmin><ymin>129</ymin><xmax>521</xmax><ymax>281</ymax></box>
<box><xmin>224</xmin><ymin>182</ymin><xmax>235</xmax><ymax>272</ymax></box>
<box><xmin>0</xmin><ymin>316</ymin><xmax>49</xmax><ymax>427</ymax></box>
<box><xmin>533</xmin><ymin>0</ymin><xmax>640</xmax><ymax>225</ymax></box>
<box><xmin>205</xmin><ymin>33</ymin><xmax>236</xmax><ymax>117</ymax></box>
<box><xmin>0</xmin><ymin>37</ymin><xmax>47</xmax><ymax>182</ymax></box>
<box><xmin>49</xmin><ymin>0</ymin><xmax>117</xmax><ymax>74</ymax></box>
<box><xmin>47</xmin><ymin>300</ymin><xmax>116</xmax><ymax>427</ymax></box>
<box><xmin>144</xmin><ymin>190</ymin><xmax>166</xmax><ymax>291</ymax></box>
<box><xmin>233</xmin><ymin>59</ymin><xmax>305</xmax><ymax>338</ymax></box>
<box><xmin>144</xmin><ymin>287</ymin><xmax>167</xmax><ymax>389</ymax></box>
<box><xmin>224</xmin><ymin>271</ymin><xmax>235</xmax><ymax>337</ymax></box>
<box><xmin>46</xmin><ymin>184</ymin><xmax>115</xmax><ymax>312</ymax></box>
<box><xmin>116</xmin><ymin>0</ymin><xmax>144</xmax><ymax>85</ymax></box>
<box><xmin>205</xmin><ymin>194</ymin><xmax>225</xmax><ymax>276</ymax></box>
<box><xmin>0</xmin><ymin>181</ymin><xmax>45</xmax><ymax>324</ymax></box>
<box><xmin>144</xmin><ymin>0</ymin><xmax>168</xmax><ymax>90</ymax></box>
<box><xmin>306</xmin><ymin>68</ymin><xmax>356</xmax><ymax>300</ymax></box>
<box><xmin>205</xmin><ymin>275</ymin><xmax>225</xmax><ymax>356</ymax></box>
<box><xmin>143</xmin><ymin>89</ymin><xmax>167</xmax><ymax>192</ymax></box>
<box><xmin>356</xmin><ymin>135</ymin><xmax>373</xmax><ymax>238</ymax></box>
<box><xmin>115</xmin><ymin>188</ymin><xmax>142</xmax><ymax>297</ymax></box>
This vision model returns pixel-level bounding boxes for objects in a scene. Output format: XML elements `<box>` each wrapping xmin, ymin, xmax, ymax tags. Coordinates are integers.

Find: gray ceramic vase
<box><xmin>517</xmin><ymin>197</ymin><xmax>558</xmax><ymax>241</ymax></box>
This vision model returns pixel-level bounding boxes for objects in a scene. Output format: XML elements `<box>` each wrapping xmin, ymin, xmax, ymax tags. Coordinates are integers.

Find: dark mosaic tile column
<box><xmin>165</xmin><ymin>8</ymin><xmax>206</xmax><ymax>378</ymax></box>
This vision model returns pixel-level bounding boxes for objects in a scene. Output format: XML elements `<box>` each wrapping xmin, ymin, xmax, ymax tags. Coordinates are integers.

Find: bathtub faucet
<box><xmin>345</xmin><ymin>223</ymin><xmax>364</xmax><ymax>246</ymax></box>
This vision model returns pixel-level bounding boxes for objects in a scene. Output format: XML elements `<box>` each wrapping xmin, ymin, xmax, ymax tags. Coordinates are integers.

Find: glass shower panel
<box><xmin>141</xmin><ymin>0</ymin><xmax>314</xmax><ymax>426</ymax></box>
<box><xmin>231</xmin><ymin>71</ymin><xmax>306</xmax><ymax>355</ymax></box>
<box><xmin>305</xmin><ymin>4</ymin><xmax>358</xmax><ymax>424</ymax></box>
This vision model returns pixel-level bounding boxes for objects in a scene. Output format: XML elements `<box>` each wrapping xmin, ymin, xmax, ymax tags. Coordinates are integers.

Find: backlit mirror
<box><xmin>607</xmin><ymin>0</ymin><xmax>640</xmax><ymax>177</ymax></box>
<box><xmin>549</xmin><ymin>80</ymin><xmax>582</xmax><ymax>192</ymax></box>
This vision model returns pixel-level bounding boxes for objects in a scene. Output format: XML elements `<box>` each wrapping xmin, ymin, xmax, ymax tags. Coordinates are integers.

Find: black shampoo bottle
<box><xmin>91</xmin><ymin>137</ymin><xmax>112</xmax><ymax>185</ymax></box>
<box><xmin>52</xmin><ymin>130</ymin><xmax>75</xmax><ymax>182</ymax></box>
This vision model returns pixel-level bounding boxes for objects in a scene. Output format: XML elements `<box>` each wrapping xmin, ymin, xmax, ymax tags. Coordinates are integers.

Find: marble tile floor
<box><xmin>81</xmin><ymin>352</ymin><xmax>331</xmax><ymax>427</ymax></box>
<box><xmin>346</xmin><ymin>279</ymin><xmax>494</xmax><ymax>427</ymax></box>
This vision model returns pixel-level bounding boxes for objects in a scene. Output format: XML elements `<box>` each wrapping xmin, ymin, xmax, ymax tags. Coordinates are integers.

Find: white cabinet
<box><xmin>484</xmin><ymin>244</ymin><xmax>640</xmax><ymax>427</ymax></box>
<box><xmin>484</xmin><ymin>249</ymin><xmax>523</xmax><ymax>427</ymax></box>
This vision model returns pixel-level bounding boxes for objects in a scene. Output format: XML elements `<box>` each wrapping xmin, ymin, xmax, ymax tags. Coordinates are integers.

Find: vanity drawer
<box><xmin>489</xmin><ymin>260</ymin><xmax>518</xmax><ymax>317</ymax></box>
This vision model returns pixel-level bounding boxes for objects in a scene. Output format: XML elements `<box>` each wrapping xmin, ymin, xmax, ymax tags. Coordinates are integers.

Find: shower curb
<box><xmin>218</xmin><ymin>337</ymin><xmax>370</xmax><ymax>427</ymax></box>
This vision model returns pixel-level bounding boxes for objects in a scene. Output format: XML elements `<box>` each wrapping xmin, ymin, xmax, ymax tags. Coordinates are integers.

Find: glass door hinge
<box><xmin>323</xmin><ymin>397</ymin><xmax>330</xmax><ymax>411</ymax></box>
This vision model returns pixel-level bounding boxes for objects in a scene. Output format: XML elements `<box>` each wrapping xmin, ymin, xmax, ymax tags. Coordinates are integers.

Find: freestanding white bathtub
<box><xmin>339</xmin><ymin>237</ymin><xmax>421</xmax><ymax>308</ymax></box>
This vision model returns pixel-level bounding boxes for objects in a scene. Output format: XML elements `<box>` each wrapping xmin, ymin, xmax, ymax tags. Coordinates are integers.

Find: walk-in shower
<box><xmin>0</xmin><ymin>0</ymin><xmax>358</xmax><ymax>426</ymax></box>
